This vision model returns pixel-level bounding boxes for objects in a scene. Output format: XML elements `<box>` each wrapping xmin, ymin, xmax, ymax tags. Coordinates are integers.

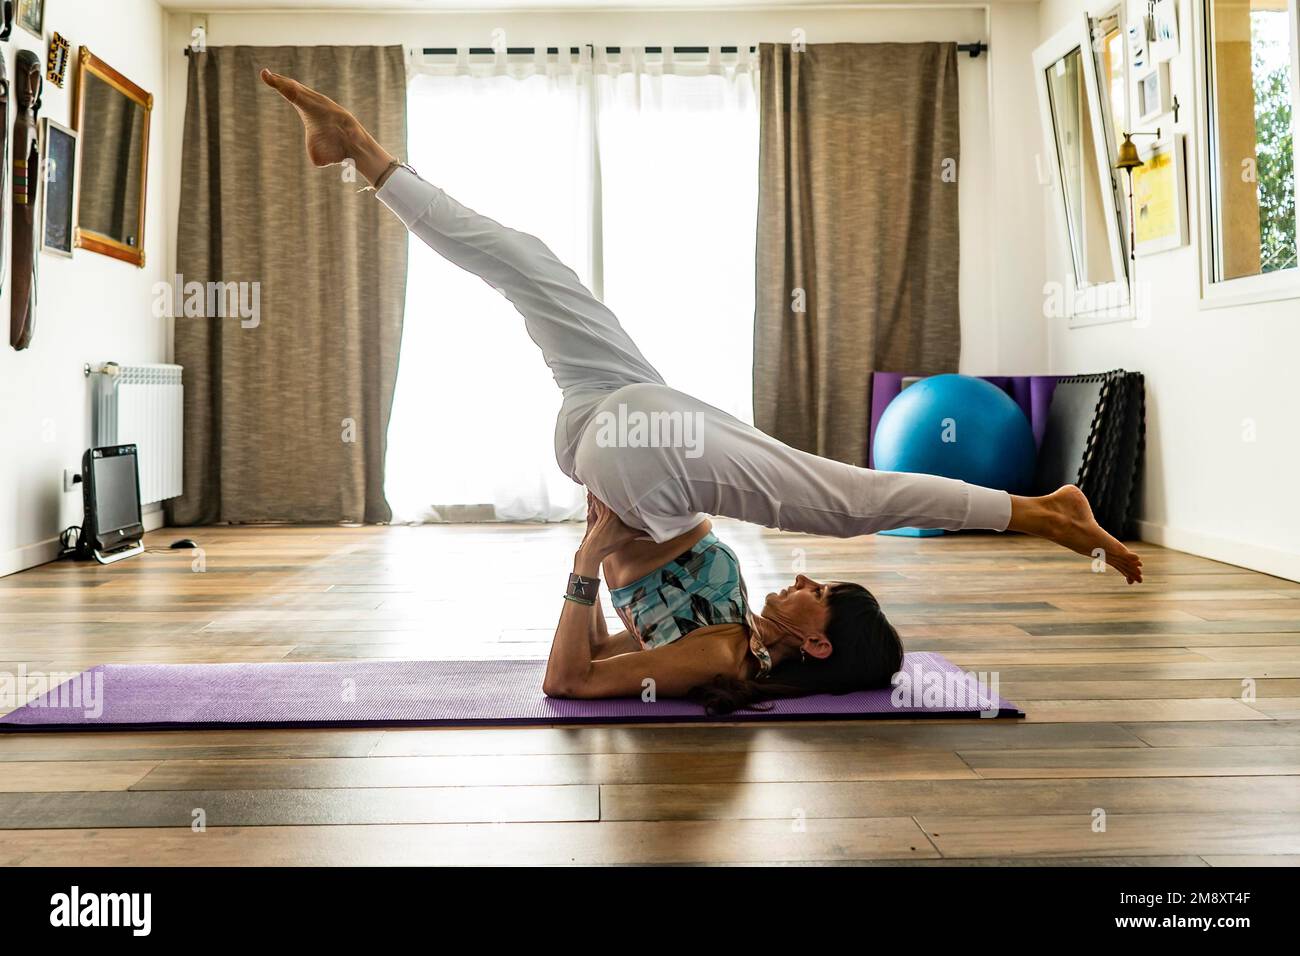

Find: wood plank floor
<box><xmin>1</xmin><ymin>519</ymin><xmax>1297</xmax><ymax>865</ymax></box>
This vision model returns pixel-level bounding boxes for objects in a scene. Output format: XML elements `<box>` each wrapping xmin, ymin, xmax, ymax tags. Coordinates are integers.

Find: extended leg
<box><xmin>376</xmin><ymin>169</ymin><xmax>672</xmax><ymax>476</ymax></box>
<box><xmin>574</xmin><ymin>384</ymin><xmax>1142</xmax><ymax>581</ymax></box>
<box><xmin>376</xmin><ymin>167</ymin><xmax>664</xmax><ymax>398</ymax></box>
<box><xmin>260</xmin><ymin>71</ymin><xmax>660</xmax><ymax>476</ymax></box>
<box><xmin>575</xmin><ymin>384</ymin><xmax>1009</xmax><ymax>541</ymax></box>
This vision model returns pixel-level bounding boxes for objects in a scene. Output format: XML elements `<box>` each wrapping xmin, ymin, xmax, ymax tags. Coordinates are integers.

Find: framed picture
<box><xmin>1151</xmin><ymin>0</ymin><xmax>1180</xmax><ymax>62</ymax></box>
<box><xmin>47</xmin><ymin>32</ymin><xmax>70</xmax><ymax>88</ymax></box>
<box><xmin>1135</xmin><ymin>63</ymin><xmax>1171</xmax><ymax>124</ymax></box>
<box><xmin>16</xmin><ymin>0</ymin><xmax>41</xmax><ymax>39</ymax></box>
<box><xmin>40</xmin><ymin>118</ymin><xmax>79</xmax><ymax>258</ymax></box>
<box><xmin>1126</xmin><ymin>19</ymin><xmax>1148</xmax><ymax>74</ymax></box>
<box><xmin>1132</xmin><ymin>134</ymin><xmax>1188</xmax><ymax>256</ymax></box>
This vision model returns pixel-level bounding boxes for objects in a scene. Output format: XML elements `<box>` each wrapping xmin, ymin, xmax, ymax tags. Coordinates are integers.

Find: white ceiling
<box><xmin>156</xmin><ymin>0</ymin><xmax>1003</xmax><ymax>11</ymax></box>
<box><xmin>158</xmin><ymin>0</ymin><xmax>791</xmax><ymax>9</ymax></box>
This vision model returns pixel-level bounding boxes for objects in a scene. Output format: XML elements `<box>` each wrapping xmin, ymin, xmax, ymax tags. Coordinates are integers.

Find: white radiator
<box><xmin>90</xmin><ymin>363</ymin><xmax>184</xmax><ymax>506</ymax></box>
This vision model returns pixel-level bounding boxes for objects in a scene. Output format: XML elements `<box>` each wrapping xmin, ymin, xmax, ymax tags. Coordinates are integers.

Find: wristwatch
<box><xmin>565</xmin><ymin>572</ymin><xmax>601</xmax><ymax>605</ymax></box>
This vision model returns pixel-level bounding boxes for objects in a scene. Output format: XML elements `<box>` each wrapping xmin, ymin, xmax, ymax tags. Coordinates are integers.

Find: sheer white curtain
<box><xmin>385</xmin><ymin>53</ymin><xmax>592</xmax><ymax>524</ymax></box>
<box><xmin>595</xmin><ymin>47</ymin><xmax>760</xmax><ymax>423</ymax></box>
<box><xmin>385</xmin><ymin>47</ymin><xmax>760</xmax><ymax>524</ymax></box>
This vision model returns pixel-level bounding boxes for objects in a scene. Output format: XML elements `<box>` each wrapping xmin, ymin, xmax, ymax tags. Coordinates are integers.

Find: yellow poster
<box><xmin>1132</xmin><ymin>147</ymin><xmax>1177</xmax><ymax>246</ymax></box>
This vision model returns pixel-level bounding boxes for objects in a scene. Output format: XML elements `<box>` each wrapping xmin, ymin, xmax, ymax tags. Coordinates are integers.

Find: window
<box><xmin>384</xmin><ymin>54</ymin><xmax>760</xmax><ymax>524</ymax></box>
<box><xmin>1047</xmin><ymin>45</ymin><xmax>1123</xmax><ymax>286</ymax></box>
<box><xmin>1034</xmin><ymin>21</ymin><xmax>1131</xmax><ymax>322</ymax></box>
<box><xmin>1092</xmin><ymin>8</ymin><xmax>1134</xmax><ymax>263</ymax></box>
<box><xmin>1201</xmin><ymin>0</ymin><xmax>1300</xmax><ymax>296</ymax></box>
<box><xmin>1097</xmin><ymin>13</ymin><xmax>1131</xmax><ymax>150</ymax></box>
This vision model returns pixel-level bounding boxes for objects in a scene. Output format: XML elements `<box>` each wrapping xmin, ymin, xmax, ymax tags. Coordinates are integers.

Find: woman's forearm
<box><xmin>591</xmin><ymin>601</ymin><xmax>610</xmax><ymax>645</ymax></box>
<box><xmin>542</xmin><ymin>550</ymin><xmax>602</xmax><ymax>696</ymax></box>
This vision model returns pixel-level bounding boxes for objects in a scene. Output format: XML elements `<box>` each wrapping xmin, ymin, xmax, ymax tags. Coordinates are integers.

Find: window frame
<box><xmin>1034</xmin><ymin>16</ymin><xmax>1136</xmax><ymax>327</ymax></box>
<box><xmin>1194</xmin><ymin>0</ymin><xmax>1300</xmax><ymax>309</ymax></box>
<box><xmin>1090</xmin><ymin>3</ymin><xmax>1136</xmax><ymax>262</ymax></box>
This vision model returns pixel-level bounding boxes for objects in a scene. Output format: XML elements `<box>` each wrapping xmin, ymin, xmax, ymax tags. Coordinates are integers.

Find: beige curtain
<box><xmin>754</xmin><ymin>42</ymin><xmax>961</xmax><ymax>467</ymax></box>
<box><xmin>167</xmin><ymin>46</ymin><xmax>408</xmax><ymax>525</ymax></box>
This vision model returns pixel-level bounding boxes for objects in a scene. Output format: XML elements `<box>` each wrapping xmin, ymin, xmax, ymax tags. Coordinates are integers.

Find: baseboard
<box><xmin>0</xmin><ymin>507</ymin><xmax>167</xmax><ymax>579</ymax></box>
<box><xmin>0</xmin><ymin>536</ymin><xmax>63</xmax><ymax>578</ymax></box>
<box><xmin>1137</xmin><ymin>519</ymin><xmax>1300</xmax><ymax>583</ymax></box>
<box><xmin>142</xmin><ymin>508</ymin><xmax>166</xmax><ymax>534</ymax></box>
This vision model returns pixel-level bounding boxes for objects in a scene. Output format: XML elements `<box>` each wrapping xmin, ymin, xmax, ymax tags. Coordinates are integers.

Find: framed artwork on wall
<box><xmin>47</xmin><ymin>32</ymin><xmax>70</xmax><ymax>88</ymax></box>
<box><xmin>40</xmin><ymin>118</ymin><xmax>79</xmax><ymax>258</ymax></box>
<box><xmin>1126</xmin><ymin>17</ymin><xmax>1148</xmax><ymax>73</ymax></box>
<box><xmin>1135</xmin><ymin>62</ymin><xmax>1171</xmax><ymax>124</ymax></box>
<box><xmin>16</xmin><ymin>0</ymin><xmax>41</xmax><ymax>39</ymax></box>
<box><xmin>1151</xmin><ymin>0</ymin><xmax>1181</xmax><ymax>61</ymax></box>
<box><xmin>1133</xmin><ymin>134</ymin><xmax>1189</xmax><ymax>256</ymax></box>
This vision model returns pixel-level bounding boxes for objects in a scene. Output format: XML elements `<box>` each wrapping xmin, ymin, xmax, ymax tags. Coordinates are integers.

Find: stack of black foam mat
<box><xmin>1032</xmin><ymin>370</ymin><xmax>1145</xmax><ymax>539</ymax></box>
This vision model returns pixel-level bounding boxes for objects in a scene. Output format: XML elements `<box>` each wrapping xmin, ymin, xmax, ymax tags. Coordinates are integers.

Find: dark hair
<box><xmin>687</xmin><ymin>582</ymin><xmax>904</xmax><ymax>716</ymax></box>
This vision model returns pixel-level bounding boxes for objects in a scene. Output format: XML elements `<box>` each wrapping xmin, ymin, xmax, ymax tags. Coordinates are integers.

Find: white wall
<box><xmin>989</xmin><ymin>2</ymin><xmax>1051</xmax><ymax>371</ymax></box>
<box><xmin>0</xmin><ymin>0</ymin><xmax>170</xmax><ymax>576</ymax></box>
<box><xmin>1038</xmin><ymin>0</ymin><xmax>1300</xmax><ymax>580</ymax></box>
<box><xmin>162</xmin><ymin>3</ymin><xmax>1046</xmax><ymax>372</ymax></box>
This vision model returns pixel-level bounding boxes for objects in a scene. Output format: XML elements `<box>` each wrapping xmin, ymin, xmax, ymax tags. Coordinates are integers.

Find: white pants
<box><xmin>377</xmin><ymin>168</ymin><xmax>1012</xmax><ymax>544</ymax></box>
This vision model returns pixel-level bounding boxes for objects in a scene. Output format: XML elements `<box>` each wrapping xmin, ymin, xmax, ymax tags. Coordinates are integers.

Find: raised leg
<box><xmin>573</xmin><ymin>384</ymin><xmax>1142</xmax><ymax>581</ymax></box>
<box><xmin>376</xmin><ymin>168</ymin><xmax>665</xmax><ymax>398</ymax></box>
<box><xmin>376</xmin><ymin>170</ymin><xmax>673</xmax><ymax>478</ymax></box>
<box><xmin>260</xmin><ymin>70</ymin><xmax>661</xmax><ymax>475</ymax></box>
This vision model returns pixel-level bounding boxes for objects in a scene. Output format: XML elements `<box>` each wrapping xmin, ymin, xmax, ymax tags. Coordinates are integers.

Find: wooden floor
<box><xmin>1</xmin><ymin>519</ymin><xmax>1298</xmax><ymax>866</ymax></box>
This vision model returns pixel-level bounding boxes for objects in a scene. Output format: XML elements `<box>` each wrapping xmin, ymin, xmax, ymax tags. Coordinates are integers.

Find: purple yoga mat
<box><xmin>0</xmin><ymin>652</ymin><xmax>1021</xmax><ymax>731</ymax></box>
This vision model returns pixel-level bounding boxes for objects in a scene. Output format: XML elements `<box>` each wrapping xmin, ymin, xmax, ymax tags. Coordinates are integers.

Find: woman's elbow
<box><xmin>541</xmin><ymin>679</ymin><xmax>571</xmax><ymax>699</ymax></box>
<box><xmin>542</xmin><ymin>672</ymin><xmax>587</xmax><ymax>699</ymax></box>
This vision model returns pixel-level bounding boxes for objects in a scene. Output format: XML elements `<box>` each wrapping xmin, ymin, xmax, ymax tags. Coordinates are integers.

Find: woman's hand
<box><xmin>577</xmin><ymin>493</ymin><xmax>645</xmax><ymax>565</ymax></box>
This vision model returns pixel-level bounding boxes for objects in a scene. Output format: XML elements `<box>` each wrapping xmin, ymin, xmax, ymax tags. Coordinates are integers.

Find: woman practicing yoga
<box><xmin>263</xmin><ymin>70</ymin><xmax>1142</xmax><ymax>712</ymax></box>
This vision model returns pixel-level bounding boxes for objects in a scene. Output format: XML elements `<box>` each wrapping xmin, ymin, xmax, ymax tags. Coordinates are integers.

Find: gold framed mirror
<box><xmin>71</xmin><ymin>47</ymin><xmax>153</xmax><ymax>268</ymax></box>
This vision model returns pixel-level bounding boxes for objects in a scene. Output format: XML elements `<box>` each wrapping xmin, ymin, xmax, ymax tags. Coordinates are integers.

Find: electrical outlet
<box><xmin>63</xmin><ymin>468</ymin><xmax>80</xmax><ymax>493</ymax></box>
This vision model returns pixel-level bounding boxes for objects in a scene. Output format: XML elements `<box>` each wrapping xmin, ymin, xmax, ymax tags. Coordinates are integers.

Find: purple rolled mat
<box><xmin>979</xmin><ymin>375</ymin><xmax>1061</xmax><ymax>448</ymax></box>
<box><xmin>1027</xmin><ymin>375</ymin><xmax>1060</xmax><ymax>448</ymax></box>
<box><xmin>0</xmin><ymin>652</ymin><xmax>1022</xmax><ymax>732</ymax></box>
<box><xmin>867</xmin><ymin>372</ymin><xmax>906</xmax><ymax>468</ymax></box>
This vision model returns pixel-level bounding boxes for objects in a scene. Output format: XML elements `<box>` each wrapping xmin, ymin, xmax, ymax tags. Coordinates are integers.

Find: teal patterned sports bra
<box><xmin>608</xmin><ymin>532</ymin><xmax>750</xmax><ymax>650</ymax></box>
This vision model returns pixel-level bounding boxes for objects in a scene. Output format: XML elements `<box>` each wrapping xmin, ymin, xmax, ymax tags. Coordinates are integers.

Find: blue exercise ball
<box><xmin>872</xmin><ymin>374</ymin><xmax>1036</xmax><ymax>494</ymax></box>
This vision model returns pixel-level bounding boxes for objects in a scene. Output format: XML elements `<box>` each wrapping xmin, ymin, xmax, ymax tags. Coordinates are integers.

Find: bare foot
<box><xmin>260</xmin><ymin>70</ymin><xmax>394</xmax><ymax>183</ymax></box>
<box><xmin>1010</xmin><ymin>485</ymin><xmax>1144</xmax><ymax>584</ymax></box>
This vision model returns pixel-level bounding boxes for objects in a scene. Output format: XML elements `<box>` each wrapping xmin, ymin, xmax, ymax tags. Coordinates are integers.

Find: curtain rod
<box><xmin>420</xmin><ymin>43</ymin><xmax>989</xmax><ymax>57</ymax></box>
<box><xmin>182</xmin><ymin>42</ymin><xmax>988</xmax><ymax>58</ymax></box>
